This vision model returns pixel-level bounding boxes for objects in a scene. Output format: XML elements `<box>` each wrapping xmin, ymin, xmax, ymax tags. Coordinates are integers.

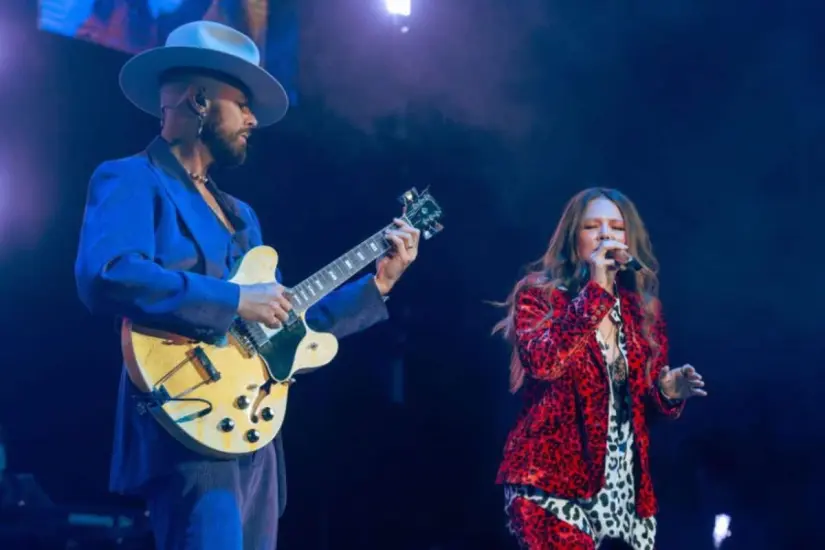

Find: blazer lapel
<box><xmin>587</xmin><ymin>329</ymin><xmax>605</xmax><ymax>371</ymax></box>
<box><xmin>144</xmin><ymin>138</ymin><xmax>234</xmax><ymax>278</ymax></box>
<box><xmin>619</xmin><ymin>288</ymin><xmax>650</xmax><ymax>386</ymax></box>
<box><xmin>210</xmin><ymin>184</ymin><xmax>251</xmax><ymax>252</ymax></box>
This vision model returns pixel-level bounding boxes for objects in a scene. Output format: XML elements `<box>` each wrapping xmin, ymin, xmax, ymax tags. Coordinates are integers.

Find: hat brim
<box><xmin>119</xmin><ymin>46</ymin><xmax>289</xmax><ymax>127</ymax></box>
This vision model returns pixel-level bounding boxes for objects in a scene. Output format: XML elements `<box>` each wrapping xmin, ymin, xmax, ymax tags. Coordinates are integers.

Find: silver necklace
<box><xmin>188</xmin><ymin>171</ymin><xmax>209</xmax><ymax>185</ymax></box>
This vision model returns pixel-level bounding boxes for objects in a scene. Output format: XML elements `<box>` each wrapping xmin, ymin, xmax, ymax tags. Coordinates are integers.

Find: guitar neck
<box><xmin>288</xmin><ymin>221</ymin><xmax>400</xmax><ymax>313</ymax></box>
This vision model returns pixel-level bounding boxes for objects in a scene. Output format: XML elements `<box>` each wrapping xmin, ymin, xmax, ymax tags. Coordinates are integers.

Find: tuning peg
<box><xmin>397</xmin><ymin>188</ymin><xmax>419</xmax><ymax>206</ymax></box>
<box><xmin>423</xmin><ymin>222</ymin><xmax>444</xmax><ymax>240</ymax></box>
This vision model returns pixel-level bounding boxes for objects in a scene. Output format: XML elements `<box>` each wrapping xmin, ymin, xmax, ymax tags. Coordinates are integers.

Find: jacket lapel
<box><xmin>210</xmin><ymin>184</ymin><xmax>251</xmax><ymax>253</ymax></box>
<box><xmin>587</xmin><ymin>328</ymin><xmax>605</xmax><ymax>371</ymax></box>
<box><xmin>144</xmin><ymin>137</ymin><xmax>241</xmax><ymax>278</ymax></box>
<box><xmin>619</xmin><ymin>288</ymin><xmax>649</xmax><ymax>386</ymax></box>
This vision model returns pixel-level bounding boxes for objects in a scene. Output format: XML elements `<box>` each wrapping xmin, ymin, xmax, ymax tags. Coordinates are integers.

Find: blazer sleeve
<box><xmin>514</xmin><ymin>281</ymin><xmax>615</xmax><ymax>381</ymax></box>
<box><xmin>644</xmin><ymin>304</ymin><xmax>685</xmax><ymax>418</ymax></box>
<box><xmin>245</xmin><ymin>206</ymin><xmax>390</xmax><ymax>341</ymax></box>
<box><xmin>74</xmin><ymin>160</ymin><xmax>240</xmax><ymax>341</ymax></box>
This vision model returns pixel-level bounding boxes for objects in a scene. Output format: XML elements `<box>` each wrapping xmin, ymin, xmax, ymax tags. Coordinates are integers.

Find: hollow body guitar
<box><xmin>121</xmin><ymin>188</ymin><xmax>443</xmax><ymax>458</ymax></box>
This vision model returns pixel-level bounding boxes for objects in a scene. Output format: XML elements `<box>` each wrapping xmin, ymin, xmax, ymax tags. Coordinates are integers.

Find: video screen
<box><xmin>38</xmin><ymin>0</ymin><xmax>298</xmax><ymax>101</ymax></box>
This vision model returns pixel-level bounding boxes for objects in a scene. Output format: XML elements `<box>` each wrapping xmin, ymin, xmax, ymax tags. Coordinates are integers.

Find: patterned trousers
<box><xmin>506</xmin><ymin>496</ymin><xmax>596</xmax><ymax>550</ymax></box>
<box><xmin>506</xmin><ymin>494</ymin><xmax>657</xmax><ymax>550</ymax></box>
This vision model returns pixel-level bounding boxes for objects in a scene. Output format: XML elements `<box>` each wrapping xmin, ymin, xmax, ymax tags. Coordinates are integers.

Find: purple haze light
<box><xmin>384</xmin><ymin>0</ymin><xmax>411</xmax><ymax>17</ymax></box>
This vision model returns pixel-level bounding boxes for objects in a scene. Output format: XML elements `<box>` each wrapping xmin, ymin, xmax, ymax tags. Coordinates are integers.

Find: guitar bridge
<box><xmin>191</xmin><ymin>346</ymin><xmax>221</xmax><ymax>382</ymax></box>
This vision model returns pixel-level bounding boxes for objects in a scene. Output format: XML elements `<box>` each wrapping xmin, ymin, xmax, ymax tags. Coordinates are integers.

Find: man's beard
<box><xmin>201</xmin><ymin>118</ymin><xmax>248</xmax><ymax>169</ymax></box>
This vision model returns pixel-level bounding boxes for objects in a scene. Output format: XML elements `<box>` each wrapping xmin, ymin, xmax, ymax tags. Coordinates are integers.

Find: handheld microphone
<box><xmin>608</xmin><ymin>250</ymin><xmax>643</xmax><ymax>271</ymax></box>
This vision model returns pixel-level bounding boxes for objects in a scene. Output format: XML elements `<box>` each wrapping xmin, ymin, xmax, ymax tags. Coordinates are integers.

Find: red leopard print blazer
<box><xmin>496</xmin><ymin>280</ymin><xmax>685</xmax><ymax>518</ymax></box>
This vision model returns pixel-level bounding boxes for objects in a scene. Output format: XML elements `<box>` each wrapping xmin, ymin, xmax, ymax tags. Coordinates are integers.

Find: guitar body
<box><xmin>118</xmin><ymin>187</ymin><xmax>444</xmax><ymax>458</ymax></box>
<box><xmin>122</xmin><ymin>246</ymin><xmax>339</xmax><ymax>457</ymax></box>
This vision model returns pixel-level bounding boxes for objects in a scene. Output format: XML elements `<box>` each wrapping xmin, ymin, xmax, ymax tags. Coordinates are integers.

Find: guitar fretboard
<box><xmin>287</xmin><ymin>222</ymin><xmax>398</xmax><ymax>313</ymax></box>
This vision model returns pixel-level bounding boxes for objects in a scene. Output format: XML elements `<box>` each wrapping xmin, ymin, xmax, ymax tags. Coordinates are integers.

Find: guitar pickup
<box><xmin>192</xmin><ymin>346</ymin><xmax>222</xmax><ymax>382</ymax></box>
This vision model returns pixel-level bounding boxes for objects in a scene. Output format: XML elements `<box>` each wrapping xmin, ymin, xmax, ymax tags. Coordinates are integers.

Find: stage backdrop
<box><xmin>37</xmin><ymin>0</ymin><xmax>299</xmax><ymax>103</ymax></box>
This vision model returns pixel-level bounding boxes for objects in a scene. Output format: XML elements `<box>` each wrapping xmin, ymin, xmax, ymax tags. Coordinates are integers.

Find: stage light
<box><xmin>385</xmin><ymin>0</ymin><xmax>411</xmax><ymax>17</ymax></box>
<box><xmin>712</xmin><ymin>514</ymin><xmax>732</xmax><ymax>548</ymax></box>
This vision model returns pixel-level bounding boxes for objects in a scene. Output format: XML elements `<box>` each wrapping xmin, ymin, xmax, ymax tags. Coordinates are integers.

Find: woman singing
<box><xmin>493</xmin><ymin>188</ymin><xmax>707</xmax><ymax>549</ymax></box>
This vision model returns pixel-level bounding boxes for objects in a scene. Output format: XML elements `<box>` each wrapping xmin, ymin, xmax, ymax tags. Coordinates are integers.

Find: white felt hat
<box><xmin>119</xmin><ymin>20</ymin><xmax>289</xmax><ymax>127</ymax></box>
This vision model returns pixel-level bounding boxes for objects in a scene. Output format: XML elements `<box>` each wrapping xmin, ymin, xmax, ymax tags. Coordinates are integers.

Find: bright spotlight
<box><xmin>385</xmin><ymin>0</ymin><xmax>411</xmax><ymax>17</ymax></box>
<box><xmin>712</xmin><ymin>514</ymin><xmax>732</xmax><ymax>549</ymax></box>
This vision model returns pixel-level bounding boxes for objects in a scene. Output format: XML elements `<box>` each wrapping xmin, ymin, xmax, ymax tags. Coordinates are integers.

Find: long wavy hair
<box><xmin>492</xmin><ymin>187</ymin><xmax>662</xmax><ymax>393</ymax></box>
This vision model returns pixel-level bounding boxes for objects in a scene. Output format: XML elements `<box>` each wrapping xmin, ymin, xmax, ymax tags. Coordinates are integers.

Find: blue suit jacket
<box><xmin>74</xmin><ymin>137</ymin><xmax>389</xmax><ymax>514</ymax></box>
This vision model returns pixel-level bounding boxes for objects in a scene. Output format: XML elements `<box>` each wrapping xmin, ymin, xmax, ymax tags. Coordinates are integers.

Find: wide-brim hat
<box><xmin>119</xmin><ymin>21</ymin><xmax>289</xmax><ymax>127</ymax></box>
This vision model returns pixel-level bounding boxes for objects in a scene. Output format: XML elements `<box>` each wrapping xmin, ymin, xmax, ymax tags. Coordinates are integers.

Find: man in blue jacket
<box><xmin>74</xmin><ymin>20</ymin><xmax>420</xmax><ymax>550</ymax></box>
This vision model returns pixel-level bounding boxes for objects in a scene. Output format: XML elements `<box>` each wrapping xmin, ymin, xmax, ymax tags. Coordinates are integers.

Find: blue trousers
<box><xmin>143</xmin><ymin>450</ymin><xmax>280</xmax><ymax>550</ymax></box>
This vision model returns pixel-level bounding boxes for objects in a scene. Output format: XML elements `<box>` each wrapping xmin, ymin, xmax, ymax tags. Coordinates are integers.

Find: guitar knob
<box><xmin>236</xmin><ymin>395</ymin><xmax>250</xmax><ymax>409</ymax></box>
<box><xmin>219</xmin><ymin>418</ymin><xmax>235</xmax><ymax>432</ymax></box>
<box><xmin>246</xmin><ymin>429</ymin><xmax>260</xmax><ymax>443</ymax></box>
<box><xmin>261</xmin><ymin>407</ymin><xmax>274</xmax><ymax>421</ymax></box>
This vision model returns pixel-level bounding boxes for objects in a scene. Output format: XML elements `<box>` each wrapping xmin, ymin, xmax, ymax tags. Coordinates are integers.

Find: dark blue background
<box><xmin>0</xmin><ymin>1</ymin><xmax>821</xmax><ymax>548</ymax></box>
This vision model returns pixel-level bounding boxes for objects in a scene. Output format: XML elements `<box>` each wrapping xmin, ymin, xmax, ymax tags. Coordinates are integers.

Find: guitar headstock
<box><xmin>398</xmin><ymin>187</ymin><xmax>444</xmax><ymax>240</ymax></box>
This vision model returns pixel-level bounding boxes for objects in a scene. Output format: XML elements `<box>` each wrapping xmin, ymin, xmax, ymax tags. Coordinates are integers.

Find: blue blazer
<box><xmin>74</xmin><ymin>137</ymin><xmax>389</xmax><ymax>514</ymax></box>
